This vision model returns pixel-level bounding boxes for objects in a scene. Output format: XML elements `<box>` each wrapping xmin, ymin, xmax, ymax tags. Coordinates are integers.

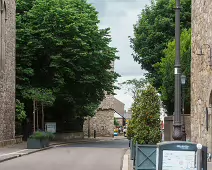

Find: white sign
<box><xmin>45</xmin><ymin>122</ymin><xmax>56</xmax><ymax>133</ymax></box>
<box><xmin>162</xmin><ymin>150</ymin><xmax>196</xmax><ymax>170</ymax></box>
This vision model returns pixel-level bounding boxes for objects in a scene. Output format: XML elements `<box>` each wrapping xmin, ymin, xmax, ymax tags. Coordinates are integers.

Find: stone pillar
<box><xmin>0</xmin><ymin>0</ymin><xmax>16</xmax><ymax>145</ymax></box>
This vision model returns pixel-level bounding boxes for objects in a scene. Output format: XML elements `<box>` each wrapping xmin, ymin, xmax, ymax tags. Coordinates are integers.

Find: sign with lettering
<box><xmin>162</xmin><ymin>150</ymin><xmax>195</xmax><ymax>170</ymax></box>
<box><xmin>45</xmin><ymin>122</ymin><xmax>56</xmax><ymax>133</ymax></box>
<box><xmin>156</xmin><ymin>141</ymin><xmax>207</xmax><ymax>170</ymax></box>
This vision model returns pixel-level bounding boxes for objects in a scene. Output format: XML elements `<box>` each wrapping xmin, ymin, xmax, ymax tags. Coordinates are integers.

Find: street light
<box><xmin>181</xmin><ymin>74</ymin><xmax>186</xmax><ymax>141</ymax></box>
<box><xmin>172</xmin><ymin>0</ymin><xmax>183</xmax><ymax>140</ymax></box>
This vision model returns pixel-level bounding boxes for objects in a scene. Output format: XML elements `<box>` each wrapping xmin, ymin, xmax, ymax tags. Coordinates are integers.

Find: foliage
<box><xmin>29</xmin><ymin>131</ymin><xmax>55</xmax><ymax>140</ymax></box>
<box><xmin>121</xmin><ymin>78</ymin><xmax>147</xmax><ymax>99</ymax></box>
<box><xmin>16</xmin><ymin>0</ymin><xmax>119</xmax><ymax>126</ymax></box>
<box><xmin>22</xmin><ymin>88</ymin><xmax>55</xmax><ymax>106</ymax></box>
<box><xmin>16</xmin><ymin>99</ymin><xmax>27</xmax><ymax>122</ymax></box>
<box><xmin>15</xmin><ymin>99</ymin><xmax>27</xmax><ymax>135</ymax></box>
<box><xmin>29</xmin><ymin>131</ymin><xmax>46</xmax><ymax>140</ymax></box>
<box><xmin>45</xmin><ymin>132</ymin><xmax>55</xmax><ymax>140</ymax></box>
<box><xmin>114</xmin><ymin>117</ymin><xmax>120</xmax><ymax>126</ymax></box>
<box><xmin>126</xmin><ymin>120</ymin><xmax>134</xmax><ymax>140</ymax></box>
<box><xmin>130</xmin><ymin>0</ymin><xmax>191</xmax><ymax>88</ymax></box>
<box><xmin>155</xmin><ymin>29</ymin><xmax>191</xmax><ymax>115</ymax></box>
<box><xmin>131</xmin><ymin>85</ymin><xmax>161</xmax><ymax>144</ymax></box>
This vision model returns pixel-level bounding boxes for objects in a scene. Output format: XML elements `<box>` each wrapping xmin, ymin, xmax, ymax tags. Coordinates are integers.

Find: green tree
<box><xmin>114</xmin><ymin>118</ymin><xmax>120</xmax><ymax>127</ymax></box>
<box><xmin>130</xmin><ymin>0</ymin><xmax>191</xmax><ymax>88</ymax></box>
<box><xmin>16</xmin><ymin>0</ymin><xmax>119</xmax><ymax>130</ymax></box>
<box><xmin>131</xmin><ymin>85</ymin><xmax>161</xmax><ymax>144</ymax></box>
<box><xmin>121</xmin><ymin>78</ymin><xmax>147</xmax><ymax>99</ymax></box>
<box><xmin>155</xmin><ymin>29</ymin><xmax>191</xmax><ymax>115</ymax></box>
<box><xmin>15</xmin><ymin>100</ymin><xmax>27</xmax><ymax>135</ymax></box>
<box><xmin>22</xmin><ymin>88</ymin><xmax>56</xmax><ymax>131</ymax></box>
<box><xmin>126</xmin><ymin>120</ymin><xmax>134</xmax><ymax>140</ymax></box>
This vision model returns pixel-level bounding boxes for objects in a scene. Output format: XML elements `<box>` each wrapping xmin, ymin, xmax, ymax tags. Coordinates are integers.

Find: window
<box><xmin>0</xmin><ymin>0</ymin><xmax>6</xmax><ymax>72</ymax></box>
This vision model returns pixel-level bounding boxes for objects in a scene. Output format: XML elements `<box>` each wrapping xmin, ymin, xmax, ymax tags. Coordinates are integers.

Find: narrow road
<box><xmin>0</xmin><ymin>139</ymin><xmax>128</xmax><ymax>170</ymax></box>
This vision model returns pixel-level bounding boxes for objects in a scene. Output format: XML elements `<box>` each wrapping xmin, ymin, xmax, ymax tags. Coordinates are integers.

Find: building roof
<box><xmin>114</xmin><ymin>110</ymin><xmax>125</xmax><ymax>119</ymax></box>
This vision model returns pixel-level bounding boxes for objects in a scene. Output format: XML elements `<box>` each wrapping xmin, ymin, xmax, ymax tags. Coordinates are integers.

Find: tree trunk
<box><xmin>36</xmin><ymin>101</ymin><xmax>39</xmax><ymax>130</ymax></box>
<box><xmin>33</xmin><ymin>100</ymin><xmax>36</xmax><ymax>132</ymax></box>
<box><xmin>42</xmin><ymin>103</ymin><xmax>44</xmax><ymax>131</ymax></box>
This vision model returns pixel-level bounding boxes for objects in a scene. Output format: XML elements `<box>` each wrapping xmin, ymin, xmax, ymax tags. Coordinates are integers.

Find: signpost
<box><xmin>156</xmin><ymin>141</ymin><xmax>207</xmax><ymax>170</ymax></box>
<box><xmin>45</xmin><ymin>122</ymin><xmax>56</xmax><ymax>133</ymax></box>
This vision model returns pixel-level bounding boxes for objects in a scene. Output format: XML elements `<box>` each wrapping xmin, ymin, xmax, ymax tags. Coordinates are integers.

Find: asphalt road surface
<box><xmin>0</xmin><ymin>139</ymin><xmax>129</xmax><ymax>170</ymax></box>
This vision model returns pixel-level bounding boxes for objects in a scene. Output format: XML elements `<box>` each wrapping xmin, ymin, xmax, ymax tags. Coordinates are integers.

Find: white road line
<box><xmin>0</xmin><ymin>149</ymin><xmax>29</xmax><ymax>157</ymax></box>
<box><xmin>122</xmin><ymin>154</ymin><xmax>129</xmax><ymax>170</ymax></box>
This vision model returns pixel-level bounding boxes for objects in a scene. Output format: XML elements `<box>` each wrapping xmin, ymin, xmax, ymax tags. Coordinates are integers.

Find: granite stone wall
<box><xmin>83</xmin><ymin>109</ymin><xmax>114</xmax><ymax>137</ymax></box>
<box><xmin>83</xmin><ymin>94</ymin><xmax>115</xmax><ymax>137</ymax></box>
<box><xmin>191</xmin><ymin>0</ymin><xmax>212</xmax><ymax>152</ymax></box>
<box><xmin>0</xmin><ymin>0</ymin><xmax>16</xmax><ymax>143</ymax></box>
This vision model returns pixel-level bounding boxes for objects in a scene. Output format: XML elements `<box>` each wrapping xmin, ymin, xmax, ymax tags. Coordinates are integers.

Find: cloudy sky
<box><xmin>88</xmin><ymin>0</ymin><xmax>151</xmax><ymax>110</ymax></box>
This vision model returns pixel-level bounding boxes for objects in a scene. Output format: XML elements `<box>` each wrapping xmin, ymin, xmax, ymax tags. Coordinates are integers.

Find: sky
<box><xmin>88</xmin><ymin>0</ymin><xmax>151</xmax><ymax>110</ymax></box>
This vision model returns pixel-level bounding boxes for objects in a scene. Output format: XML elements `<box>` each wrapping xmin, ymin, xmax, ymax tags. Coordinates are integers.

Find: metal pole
<box><xmin>182</xmin><ymin>85</ymin><xmax>186</xmax><ymax>141</ymax></box>
<box><xmin>197</xmin><ymin>144</ymin><xmax>202</xmax><ymax>170</ymax></box>
<box><xmin>173</xmin><ymin>0</ymin><xmax>182</xmax><ymax>140</ymax></box>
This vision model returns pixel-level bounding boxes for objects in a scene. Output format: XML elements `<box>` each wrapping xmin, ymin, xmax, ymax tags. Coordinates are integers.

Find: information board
<box><xmin>162</xmin><ymin>150</ymin><xmax>196</xmax><ymax>170</ymax></box>
<box><xmin>45</xmin><ymin>122</ymin><xmax>56</xmax><ymax>133</ymax></box>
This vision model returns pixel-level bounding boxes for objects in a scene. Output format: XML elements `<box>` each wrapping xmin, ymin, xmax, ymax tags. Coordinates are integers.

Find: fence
<box><xmin>129</xmin><ymin>139</ymin><xmax>157</xmax><ymax>170</ymax></box>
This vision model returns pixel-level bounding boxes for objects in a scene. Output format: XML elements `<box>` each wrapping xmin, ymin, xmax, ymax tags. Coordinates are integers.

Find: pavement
<box><xmin>208</xmin><ymin>162</ymin><xmax>212</xmax><ymax>170</ymax></box>
<box><xmin>0</xmin><ymin>137</ymin><xmax>129</xmax><ymax>170</ymax></box>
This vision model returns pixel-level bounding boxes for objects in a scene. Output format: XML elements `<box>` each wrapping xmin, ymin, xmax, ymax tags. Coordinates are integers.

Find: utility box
<box><xmin>156</xmin><ymin>141</ymin><xmax>207</xmax><ymax>170</ymax></box>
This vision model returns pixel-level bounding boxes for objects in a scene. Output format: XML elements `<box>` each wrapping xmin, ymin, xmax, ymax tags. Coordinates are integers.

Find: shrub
<box><xmin>29</xmin><ymin>131</ymin><xmax>55</xmax><ymax>140</ymax></box>
<box><xmin>131</xmin><ymin>84</ymin><xmax>161</xmax><ymax>144</ymax></box>
<box><xmin>126</xmin><ymin>120</ymin><xmax>134</xmax><ymax>140</ymax></box>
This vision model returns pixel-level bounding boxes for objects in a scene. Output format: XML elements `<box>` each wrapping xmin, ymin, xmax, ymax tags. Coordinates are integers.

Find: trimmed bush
<box><xmin>131</xmin><ymin>84</ymin><xmax>161</xmax><ymax>144</ymax></box>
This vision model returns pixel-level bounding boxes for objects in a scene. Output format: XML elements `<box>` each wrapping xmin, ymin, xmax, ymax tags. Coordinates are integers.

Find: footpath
<box><xmin>0</xmin><ymin>136</ymin><xmax>120</xmax><ymax>163</ymax></box>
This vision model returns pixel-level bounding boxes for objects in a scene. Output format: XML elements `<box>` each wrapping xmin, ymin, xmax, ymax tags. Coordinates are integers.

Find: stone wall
<box><xmin>164</xmin><ymin>115</ymin><xmax>191</xmax><ymax>141</ymax></box>
<box><xmin>83</xmin><ymin>62</ymin><xmax>117</xmax><ymax>137</ymax></box>
<box><xmin>54</xmin><ymin>132</ymin><xmax>84</xmax><ymax>141</ymax></box>
<box><xmin>83</xmin><ymin>109</ymin><xmax>114</xmax><ymax>137</ymax></box>
<box><xmin>191</xmin><ymin>0</ymin><xmax>212</xmax><ymax>152</ymax></box>
<box><xmin>0</xmin><ymin>0</ymin><xmax>16</xmax><ymax>142</ymax></box>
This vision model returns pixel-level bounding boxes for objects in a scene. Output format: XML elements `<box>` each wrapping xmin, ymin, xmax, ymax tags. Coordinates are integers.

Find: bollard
<box><xmin>197</xmin><ymin>143</ymin><xmax>202</xmax><ymax>170</ymax></box>
<box><xmin>94</xmin><ymin>130</ymin><xmax>96</xmax><ymax>138</ymax></box>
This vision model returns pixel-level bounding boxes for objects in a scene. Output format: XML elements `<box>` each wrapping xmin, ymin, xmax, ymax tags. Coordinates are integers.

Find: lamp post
<box><xmin>172</xmin><ymin>0</ymin><xmax>183</xmax><ymax>140</ymax></box>
<box><xmin>181</xmin><ymin>74</ymin><xmax>186</xmax><ymax>141</ymax></box>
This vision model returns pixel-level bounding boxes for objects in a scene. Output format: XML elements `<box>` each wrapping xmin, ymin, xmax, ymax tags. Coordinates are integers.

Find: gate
<box><xmin>135</xmin><ymin>144</ymin><xmax>157</xmax><ymax>170</ymax></box>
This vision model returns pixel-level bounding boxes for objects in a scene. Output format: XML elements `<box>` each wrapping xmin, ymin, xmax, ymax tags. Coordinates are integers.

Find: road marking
<box><xmin>0</xmin><ymin>149</ymin><xmax>29</xmax><ymax>157</ymax></box>
<box><xmin>122</xmin><ymin>154</ymin><xmax>128</xmax><ymax>170</ymax></box>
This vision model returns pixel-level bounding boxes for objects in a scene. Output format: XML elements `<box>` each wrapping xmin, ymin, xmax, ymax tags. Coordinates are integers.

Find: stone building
<box><xmin>83</xmin><ymin>61</ymin><xmax>125</xmax><ymax>137</ymax></box>
<box><xmin>0</xmin><ymin>0</ymin><xmax>16</xmax><ymax>146</ymax></box>
<box><xmin>191</xmin><ymin>0</ymin><xmax>212</xmax><ymax>152</ymax></box>
<box><xmin>83</xmin><ymin>95</ymin><xmax>115</xmax><ymax>137</ymax></box>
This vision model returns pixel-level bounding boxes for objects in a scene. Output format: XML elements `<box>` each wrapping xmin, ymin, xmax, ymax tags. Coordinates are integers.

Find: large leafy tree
<box><xmin>130</xmin><ymin>0</ymin><xmax>191</xmax><ymax>88</ymax></box>
<box><xmin>16</xmin><ymin>0</ymin><xmax>119</xmax><ymax>130</ymax></box>
<box><xmin>156</xmin><ymin>29</ymin><xmax>191</xmax><ymax>115</ymax></box>
<box><xmin>121</xmin><ymin>78</ymin><xmax>147</xmax><ymax>99</ymax></box>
